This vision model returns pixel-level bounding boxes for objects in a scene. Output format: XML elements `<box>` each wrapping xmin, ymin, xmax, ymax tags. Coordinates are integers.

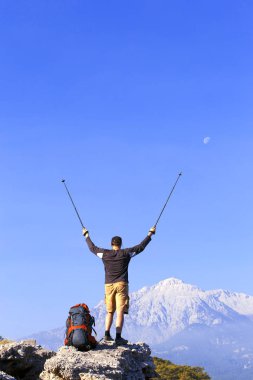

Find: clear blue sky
<box><xmin>1</xmin><ymin>1</ymin><xmax>253</xmax><ymax>338</ymax></box>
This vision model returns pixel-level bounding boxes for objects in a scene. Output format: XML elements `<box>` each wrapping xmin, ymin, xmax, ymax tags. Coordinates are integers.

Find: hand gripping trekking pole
<box><xmin>61</xmin><ymin>179</ymin><xmax>85</xmax><ymax>228</ymax></box>
<box><xmin>154</xmin><ymin>172</ymin><xmax>182</xmax><ymax>227</ymax></box>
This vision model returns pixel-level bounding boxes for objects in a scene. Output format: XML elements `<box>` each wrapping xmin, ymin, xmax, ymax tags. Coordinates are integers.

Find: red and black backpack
<box><xmin>64</xmin><ymin>303</ymin><xmax>97</xmax><ymax>351</ymax></box>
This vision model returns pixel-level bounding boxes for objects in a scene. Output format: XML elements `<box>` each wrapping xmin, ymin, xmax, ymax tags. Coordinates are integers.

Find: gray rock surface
<box><xmin>0</xmin><ymin>371</ymin><xmax>16</xmax><ymax>380</ymax></box>
<box><xmin>0</xmin><ymin>341</ymin><xmax>55</xmax><ymax>380</ymax></box>
<box><xmin>40</xmin><ymin>342</ymin><xmax>157</xmax><ymax>380</ymax></box>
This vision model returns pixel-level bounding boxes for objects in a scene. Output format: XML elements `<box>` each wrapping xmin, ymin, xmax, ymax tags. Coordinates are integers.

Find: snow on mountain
<box><xmin>206</xmin><ymin>288</ymin><xmax>253</xmax><ymax>316</ymax></box>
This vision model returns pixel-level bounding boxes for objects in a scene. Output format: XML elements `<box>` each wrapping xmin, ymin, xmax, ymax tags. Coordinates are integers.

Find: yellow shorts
<box><xmin>105</xmin><ymin>282</ymin><xmax>129</xmax><ymax>314</ymax></box>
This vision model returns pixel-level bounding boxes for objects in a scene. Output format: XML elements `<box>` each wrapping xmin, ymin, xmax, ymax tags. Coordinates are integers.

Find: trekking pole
<box><xmin>61</xmin><ymin>179</ymin><xmax>85</xmax><ymax>228</ymax></box>
<box><xmin>154</xmin><ymin>172</ymin><xmax>182</xmax><ymax>227</ymax></box>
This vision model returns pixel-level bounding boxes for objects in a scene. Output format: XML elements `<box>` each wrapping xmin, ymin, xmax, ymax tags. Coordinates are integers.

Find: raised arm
<box><xmin>125</xmin><ymin>226</ymin><xmax>156</xmax><ymax>258</ymax></box>
<box><xmin>82</xmin><ymin>227</ymin><xmax>107</xmax><ymax>258</ymax></box>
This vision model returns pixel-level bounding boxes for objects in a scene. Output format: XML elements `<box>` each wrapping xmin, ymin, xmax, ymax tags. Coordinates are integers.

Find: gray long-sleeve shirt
<box><xmin>85</xmin><ymin>235</ymin><xmax>151</xmax><ymax>284</ymax></box>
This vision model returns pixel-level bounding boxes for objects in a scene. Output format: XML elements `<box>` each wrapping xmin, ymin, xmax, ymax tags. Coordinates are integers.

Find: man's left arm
<box><xmin>82</xmin><ymin>227</ymin><xmax>106</xmax><ymax>258</ymax></box>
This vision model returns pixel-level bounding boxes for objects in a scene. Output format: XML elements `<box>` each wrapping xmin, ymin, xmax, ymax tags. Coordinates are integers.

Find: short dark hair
<box><xmin>111</xmin><ymin>236</ymin><xmax>122</xmax><ymax>247</ymax></box>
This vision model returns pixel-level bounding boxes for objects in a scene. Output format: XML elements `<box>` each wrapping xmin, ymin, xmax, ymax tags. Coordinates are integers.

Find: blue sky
<box><xmin>1</xmin><ymin>1</ymin><xmax>253</xmax><ymax>338</ymax></box>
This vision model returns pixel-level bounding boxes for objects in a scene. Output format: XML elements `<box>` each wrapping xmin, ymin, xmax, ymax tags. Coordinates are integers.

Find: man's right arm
<box><xmin>125</xmin><ymin>226</ymin><xmax>156</xmax><ymax>258</ymax></box>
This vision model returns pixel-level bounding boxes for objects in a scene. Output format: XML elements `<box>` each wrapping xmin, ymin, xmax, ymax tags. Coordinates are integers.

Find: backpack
<box><xmin>64</xmin><ymin>303</ymin><xmax>97</xmax><ymax>351</ymax></box>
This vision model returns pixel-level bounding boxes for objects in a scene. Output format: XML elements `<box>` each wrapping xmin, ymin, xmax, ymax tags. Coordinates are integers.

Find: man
<box><xmin>82</xmin><ymin>226</ymin><xmax>156</xmax><ymax>345</ymax></box>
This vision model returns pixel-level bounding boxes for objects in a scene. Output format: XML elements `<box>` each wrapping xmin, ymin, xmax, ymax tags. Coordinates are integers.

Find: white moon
<box><xmin>203</xmin><ymin>136</ymin><xmax>211</xmax><ymax>144</ymax></box>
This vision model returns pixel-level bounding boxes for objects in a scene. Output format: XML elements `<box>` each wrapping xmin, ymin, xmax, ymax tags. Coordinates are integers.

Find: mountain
<box><xmin>25</xmin><ymin>278</ymin><xmax>253</xmax><ymax>380</ymax></box>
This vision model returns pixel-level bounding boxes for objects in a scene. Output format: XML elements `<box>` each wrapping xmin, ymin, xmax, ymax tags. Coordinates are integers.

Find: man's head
<box><xmin>111</xmin><ymin>236</ymin><xmax>122</xmax><ymax>250</ymax></box>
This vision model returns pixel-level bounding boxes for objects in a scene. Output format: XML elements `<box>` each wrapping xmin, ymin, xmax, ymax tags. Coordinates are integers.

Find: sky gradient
<box><xmin>1</xmin><ymin>1</ymin><xmax>253</xmax><ymax>338</ymax></box>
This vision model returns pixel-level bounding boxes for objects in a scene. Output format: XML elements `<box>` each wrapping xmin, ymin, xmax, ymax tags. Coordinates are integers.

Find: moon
<box><xmin>203</xmin><ymin>136</ymin><xmax>211</xmax><ymax>144</ymax></box>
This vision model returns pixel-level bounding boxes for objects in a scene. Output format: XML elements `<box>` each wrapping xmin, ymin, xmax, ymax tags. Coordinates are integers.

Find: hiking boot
<box><xmin>104</xmin><ymin>334</ymin><xmax>114</xmax><ymax>342</ymax></box>
<box><xmin>115</xmin><ymin>336</ymin><xmax>128</xmax><ymax>345</ymax></box>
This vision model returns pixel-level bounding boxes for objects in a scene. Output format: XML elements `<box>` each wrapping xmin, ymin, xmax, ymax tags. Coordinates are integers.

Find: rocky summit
<box><xmin>0</xmin><ymin>340</ymin><xmax>156</xmax><ymax>380</ymax></box>
<box><xmin>41</xmin><ymin>342</ymin><xmax>156</xmax><ymax>380</ymax></box>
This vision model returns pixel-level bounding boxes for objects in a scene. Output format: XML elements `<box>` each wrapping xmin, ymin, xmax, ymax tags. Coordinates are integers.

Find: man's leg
<box><xmin>105</xmin><ymin>312</ymin><xmax>114</xmax><ymax>332</ymax></box>
<box><xmin>116</xmin><ymin>309</ymin><xmax>124</xmax><ymax>334</ymax></box>
<box><xmin>115</xmin><ymin>282</ymin><xmax>128</xmax><ymax>344</ymax></box>
<box><xmin>104</xmin><ymin>284</ymin><xmax>116</xmax><ymax>341</ymax></box>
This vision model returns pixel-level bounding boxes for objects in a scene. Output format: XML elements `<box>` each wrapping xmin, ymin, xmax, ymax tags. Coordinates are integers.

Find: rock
<box><xmin>0</xmin><ymin>371</ymin><xmax>16</xmax><ymax>380</ymax></box>
<box><xmin>40</xmin><ymin>342</ymin><xmax>157</xmax><ymax>380</ymax></box>
<box><xmin>0</xmin><ymin>341</ymin><xmax>55</xmax><ymax>380</ymax></box>
<box><xmin>19</xmin><ymin>340</ymin><xmax>37</xmax><ymax>346</ymax></box>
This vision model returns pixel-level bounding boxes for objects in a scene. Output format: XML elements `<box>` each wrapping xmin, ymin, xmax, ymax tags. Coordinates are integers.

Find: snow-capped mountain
<box><xmin>25</xmin><ymin>278</ymin><xmax>253</xmax><ymax>380</ymax></box>
<box><xmin>91</xmin><ymin>278</ymin><xmax>253</xmax><ymax>345</ymax></box>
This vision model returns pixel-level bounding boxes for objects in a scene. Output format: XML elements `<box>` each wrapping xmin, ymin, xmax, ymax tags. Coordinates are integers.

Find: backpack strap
<box><xmin>92</xmin><ymin>327</ymin><xmax>97</xmax><ymax>336</ymax></box>
<box><xmin>67</xmin><ymin>324</ymin><xmax>87</xmax><ymax>336</ymax></box>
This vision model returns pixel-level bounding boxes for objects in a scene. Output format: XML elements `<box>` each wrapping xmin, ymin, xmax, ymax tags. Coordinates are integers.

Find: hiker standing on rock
<box><xmin>82</xmin><ymin>226</ymin><xmax>156</xmax><ymax>345</ymax></box>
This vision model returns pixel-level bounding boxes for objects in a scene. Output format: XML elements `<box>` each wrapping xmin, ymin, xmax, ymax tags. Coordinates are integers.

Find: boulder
<box><xmin>0</xmin><ymin>341</ymin><xmax>55</xmax><ymax>380</ymax></box>
<box><xmin>40</xmin><ymin>342</ymin><xmax>157</xmax><ymax>380</ymax></box>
